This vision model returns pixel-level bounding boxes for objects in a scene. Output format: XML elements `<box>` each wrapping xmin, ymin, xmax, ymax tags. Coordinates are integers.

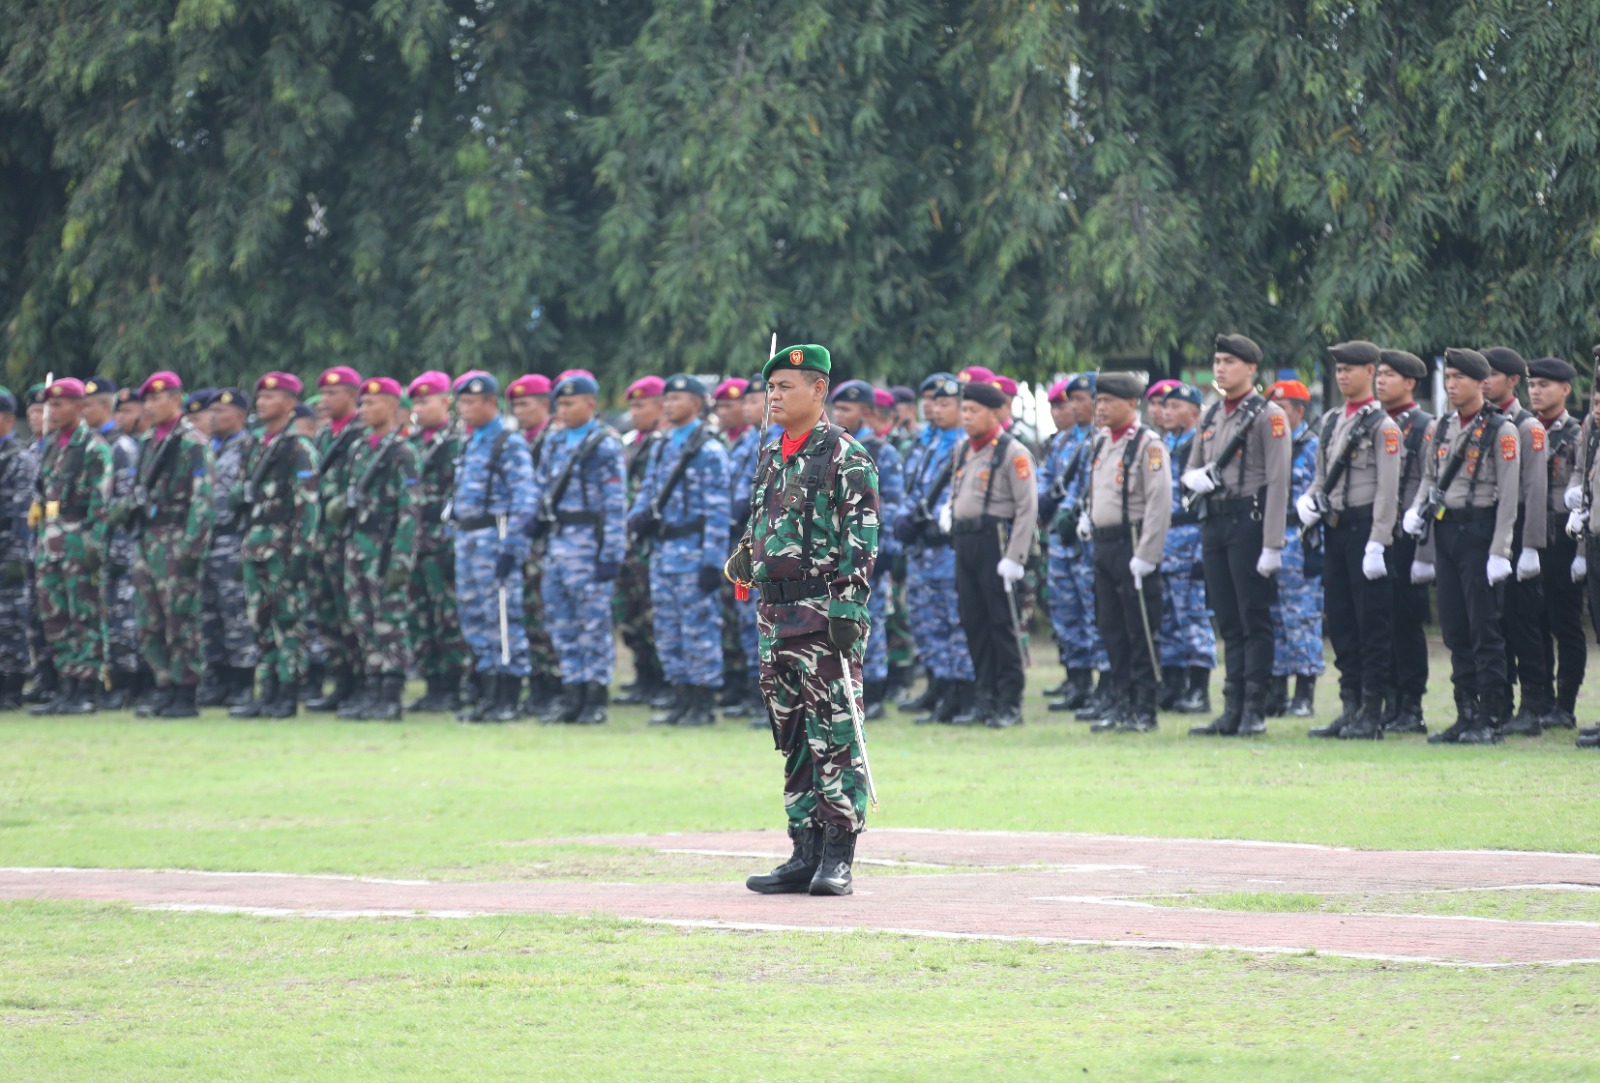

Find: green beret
<box><xmin>762</xmin><ymin>344</ymin><xmax>831</xmax><ymax>382</ymax></box>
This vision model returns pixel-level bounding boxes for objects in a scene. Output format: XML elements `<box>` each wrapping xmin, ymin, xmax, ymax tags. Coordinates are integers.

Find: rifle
<box><xmin>346</xmin><ymin>430</ymin><xmax>402</xmax><ymax>528</ymax></box>
<box><xmin>1051</xmin><ymin>436</ymin><xmax>1095</xmax><ymax>542</ymax></box>
<box><xmin>1569</xmin><ymin>419</ymin><xmax>1600</xmax><ymax>540</ymax></box>
<box><xmin>528</xmin><ymin>427</ymin><xmax>605</xmax><ymax>541</ymax></box>
<box><xmin>1182</xmin><ymin>395</ymin><xmax>1268</xmax><ymax>516</ymax></box>
<box><xmin>1304</xmin><ymin>404</ymin><xmax>1384</xmax><ymax>549</ymax></box>
<box><xmin>1415</xmin><ymin>404</ymin><xmax>1500</xmax><ymax>545</ymax></box>
<box><xmin>128</xmin><ymin>423</ymin><xmax>188</xmax><ymax>535</ymax></box>
<box><xmin>632</xmin><ymin>422</ymin><xmax>713</xmax><ymax>546</ymax></box>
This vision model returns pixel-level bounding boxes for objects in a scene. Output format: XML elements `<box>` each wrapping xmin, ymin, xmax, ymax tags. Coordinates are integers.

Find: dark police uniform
<box><xmin>1377</xmin><ymin>349</ymin><xmax>1435</xmax><ymax>734</ymax></box>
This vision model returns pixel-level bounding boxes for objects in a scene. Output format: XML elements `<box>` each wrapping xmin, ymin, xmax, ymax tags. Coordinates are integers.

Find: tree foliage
<box><xmin>4</xmin><ymin>1</ymin><xmax>1599</xmax><ymax>392</ymax></box>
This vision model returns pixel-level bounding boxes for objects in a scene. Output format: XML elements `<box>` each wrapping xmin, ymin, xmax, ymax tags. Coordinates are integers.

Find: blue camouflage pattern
<box><xmin>0</xmin><ymin>434</ymin><xmax>37</xmax><ymax>673</ymax></box>
<box><xmin>902</xmin><ymin>424</ymin><xmax>974</xmax><ymax>681</ymax></box>
<box><xmin>1159</xmin><ymin>428</ymin><xmax>1217</xmax><ymax>668</ymax></box>
<box><xmin>202</xmin><ymin>428</ymin><xmax>259</xmax><ymax>669</ymax></box>
<box><xmin>535</xmin><ymin>417</ymin><xmax>627</xmax><ymax>686</ymax></box>
<box><xmin>98</xmin><ymin>422</ymin><xmax>141</xmax><ymax>676</ymax></box>
<box><xmin>631</xmin><ymin>419</ymin><xmax>729</xmax><ymax>688</ymax></box>
<box><xmin>1038</xmin><ymin>423</ymin><xmax>1108</xmax><ymax>671</ymax></box>
<box><xmin>855</xmin><ymin>426</ymin><xmax>904</xmax><ymax>683</ymax></box>
<box><xmin>452</xmin><ymin>415</ymin><xmax>536</xmax><ymax>676</ymax></box>
<box><xmin>1271</xmin><ymin>422</ymin><xmax>1325</xmax><ymax>676</ymax></box>
<box><xmin>725</xmin><ymin>424</ymin><xmax>764</xmax><ymax>678</ymax></box>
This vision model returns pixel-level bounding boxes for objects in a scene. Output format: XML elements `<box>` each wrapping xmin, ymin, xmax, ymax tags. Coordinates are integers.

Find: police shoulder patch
<box><xmin>1147</xmin><ymin>445</ymin><xmax>1163</xmax><ymax>472</ymax></box>
<box><xmin>1532</xmin><ymin>427</ymin><xmax>1545</xmax><ymax>452</ymax></box>
<box><xmin>1270</xmin><ymin>414</ymin><xmax>1287</xmax><ymax>439</ymax></box>
<box><xmin>1500</xmin><ymin>432</ymin><xmax>1518</xmax><ymax>461</ymax></box>
<box><xmin>1384</xmin><ymin>428</ymin><xmax>1399</xmax><ymax>455</ymax></box>
<box><xmin>1012</xmin><ymin>455</ymin><xmax>1031</xmax><ymax>480</ymax></box>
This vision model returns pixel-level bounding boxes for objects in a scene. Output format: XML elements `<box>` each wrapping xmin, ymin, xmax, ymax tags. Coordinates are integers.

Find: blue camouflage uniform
<box><xmin>1271</xmin><ymin>421</ymin><xmax>1325</xmax><ymax>677</ymax></box>
<box><xmin>534</xmin><ymin>416</ymin><xmax>627</xmax><ymax>687</ymax></box>
<box><xmin>902</xmin><ymin>422</ymin><xmax>974</xmax><ymax>682</ymax></box>
<box><xmin>630</xmin><ymin>417</ymin><xmax>729</xmax><ymax>689</ymax></box>
<box><xmin>1038</xmin><ymin>422</ymin><xmax>1109</xmax><ymax>672</ymax></box>
<box><xmin>853</xmin><ymin>425</ymin><xmax>904</xmax><ymax>684</ymax></box>
<box><xmin>0</xmin><ymin>429</ymin><xmax>37</xmax><ymax>678</ymax></box>
<box><xmin>204</xmin><ymin>426</ymin><xmax>259</xmax><ymax>671</ymax></box>
<box><xmin>98</xmin><ymin>419</ymin><xmax>141</xmax><ymax>680</ymax></box>
<box><xmin>451</xmin><ymin>413</ymin><xmax>536</xmax><ymax>677</ymax></box>
<box><xmin>726</xmin><ymin>423</ymin><xmax>764</xmax><ymax>679</ymax></box>
<box><xmin>1158</xmin><ymin>426</ymin><xmax>1217</xmax><ymax>668</ymax></box>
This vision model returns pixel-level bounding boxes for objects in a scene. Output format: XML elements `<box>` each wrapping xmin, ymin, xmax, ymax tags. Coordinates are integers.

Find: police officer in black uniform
<box><xmin>1374</xmin><ymin>349</ymin><xmax>1435</xmax><ymax>734</ymax></box>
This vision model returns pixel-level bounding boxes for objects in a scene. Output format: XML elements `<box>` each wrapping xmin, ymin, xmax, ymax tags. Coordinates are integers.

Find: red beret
<box><xmin>1046</xmin><ymin>378</ymin><xmax>1070</xmax><ymax>403</ymax></box>
<box><xmin>49</xmin><ymin>378</ymin><xmax>87</xmax><ymax>400</ymax></box>
<box><xmin>626</xmin><ymin>376</ymin><xmax>665</xmax><ymax>401</ymax></box>
<box><xmin>958</xmin><ymin>365</ymin><xmax>996</xmax><ymax>384</ymax></box>
<box><xmin>361</xmin><ymin>376</ymin><xmax>403</xmax><ymax>397</ymax></box>
<box><xmin>254</xmin><ymin>372</ymin><xmax>304</xmax><ymax>396</ymax></box>
<box><xmin>138</xmin><ymin>372</ymin><xmax>182</xmax><ymax>397</ymax></box>
<box><xmin>713</xmin><ymin>378</ymin><xmax>749</xmax><ymax>402</ymax></box>
<box><xmin>872</xmin><ymin>387</ymin><xmax>895</xmax><ymax>409</ymax></box>
<box><xmin>319</xmin><ymin>366</ymin><xmax>362</xmax><ymax>389</ymax></box>
<box><xmin>506</xmin><ymin>374</ymin><xmax>553</xmax><ymax>400</ymax></box>
<box><xmin>992</xmin><ymin>376</ymin><xmax>1018</xmax><ymax>397</ymax></box>
<box><xmin>407</xmin><ymin>371</ymin><xmax>451</xmax><ymax>398</ymax></box>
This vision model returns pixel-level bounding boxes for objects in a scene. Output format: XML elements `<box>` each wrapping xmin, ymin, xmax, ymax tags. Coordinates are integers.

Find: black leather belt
<box><xmin>1437</xmin><ymin>506</ymin><xmax>1497</xmax><ymax>524</ymax></box>
<box><xmin>951</xmin><ymin>515</ymin><xmax>1003</xmax><ymax>536</ymax></box>
<box><xmin>1205</xmin><ymin>496</ymin><xmax>1259</xmax><ymax>519</ymax></box>
<box><xmin>1324</xmin><ymin>503</ymin><xmax>1375</xmax><ymax>529</ymax></box>
<box><xmin>1172</xmin><ymin>510</ymin><xmax>1200</xmax><ymax>527</ymax></box>
<box><xmin>1091</xmin><ymin>523</ymin><xmax>1141</xmax><ymax>543</ymax></box>
<box><xmin>455</xmin><ymin>515</ymin><xmax>496</xmax><ymax>531</ymax></box>
<box><xmin>660</xmin><ymin>517</ymin><xmax>706</xmax><ymax>540</ymax></box>
<box><xmin>757</xmin><ymin>578</ymin><xmax>830</xmax><ymax>604</ymax></box>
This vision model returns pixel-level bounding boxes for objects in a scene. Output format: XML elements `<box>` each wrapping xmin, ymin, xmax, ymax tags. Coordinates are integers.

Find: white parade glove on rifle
<box><xmin>1181</xmin><ymin>467</ymin><xmax>1216</xmax><ymax>495</ymax></box>
<box><xmin>1402</xmin><ymin>508</ymin><xmax>1425</xmax><ymax>538</ymax></box>
<box><xmin>1129</xmin><ymin>555</ymin><xmax>1157</xmax><ymax>586</ymax></box>
<box><xmin>1516</xmin><ymin>548</ymin><xmax>1542</xmax><ymax>581</ymax></box>
<box><xmin>1573</xmin><ymin>555</ymin><xmax>1588</xmax><ymax>583</ymax></box>
<box><xmin>997</xmin><ymin>557</ymin><xmax>1025</xmax><ymax>587</ymax></box>
<box><xmin>1486</xmin><ymin>554</ymin><xmax>1512</xmax><ymax>586</ymax></box>
<box><xmin>938</xmin><ymin>502</ymin><xmax>952</xmax><ymax>534</ymax></box>
<box><xmin>1255</xmin><ymin>547</ymin><xmax>1281</xmax><ymax>577</ymax></box>
<box><xmin>1565</xmin><ymin>486</ymin><xmax>1585</xmax><ymax>512</ymax></box>
<box><xmin>1295</xmin><ymin>492</ymin><xmax>1321</xmax><ymax>528</ymax></box>
<box><xmin>1076</xmin><ymin>511</ymin><xmax>1093</xmax><ymax>542</ymax></box>
<box><xmin>1567</xmin><ymin>509</ymin><xmax>1587</xmax><ymax>539</ymax></box>
<box><xmin>1361</xmin><ymin>541</ymin><xmax>1387</xmax><ymax>580</ymax></box>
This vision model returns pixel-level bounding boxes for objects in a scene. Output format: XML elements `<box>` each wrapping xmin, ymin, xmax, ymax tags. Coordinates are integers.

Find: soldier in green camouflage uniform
<box><xmin>614</xmin><ymin>376</ymin><xmax>667</xmax><ymax>704</ymax></box>
<box><xmin>729</xmin><ymin>345</ymin><xmax>879</xmax><ymax>898</ymax></box>
<box><xmin>29</xmin><ymin>379</ymin><xmax>114</xmax><ymax>715</ymax></box>
<box><xmin>404</xmin><ymin>372</ymin><xmax>468</xmax><ymax>712</ymax></box>
<box><xmin>230</xmin><ymin>372</ymin><xmax>321</xmax><ymax>719</ymax></box>
<box><xmin>305</xmin><ymin>367</ymin><xmax>367</xmax><ymax>711</ymax></box>
<box><xmin>335</xmin><ymin>377</ymin><xmax>420</xmax><ymax>721</ymax></box>
<box><xmin>128</xmin><ymin>373</ymin><xmax>216</xmax><ymax>718</ymax></box>
<box><xmin>508</xmin><ymin>374</ymin><xmax>561</xmax><ymax>711</ymax></box>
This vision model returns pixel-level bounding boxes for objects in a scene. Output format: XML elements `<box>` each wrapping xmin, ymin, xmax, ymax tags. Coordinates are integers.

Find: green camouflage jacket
<box><xmin>410</xmin><ymin>422</ymin><xmax>461</xmax><ymax>554</ymax></box>
<box><xmin>36</xmin><ymin>420</ymin><xmax>114</xmax><ymax>559</ymax></box>
<box><xmin>133</xmin><ymin>417</ymin><xmax>215</xmax><ymax>561</ymax></box>
<box><xmin>238</xmin><ymin>427</ymin><xmax>320</xmax><ymax>563</ymax></box>
<box><xmin>343</xmin><ymin>429</ymin><xmax>421</xmax><ymax>578</ymax></box>
<box><xmin>314</xmin><ymin>416</ymin><xmax>366</xmax><ymax>541</ymax></box>
<box><xmin>744</xmin><ymin>417</ymin><xmax>879</xmax><ymax>642</ymax></box>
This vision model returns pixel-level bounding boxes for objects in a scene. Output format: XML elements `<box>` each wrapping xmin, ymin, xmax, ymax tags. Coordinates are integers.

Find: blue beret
<box><xmin>185</xmin><ymin>389</ymin><xmax>218</xmax><ymax>413</ymax></box>
<box><xmin>1163</xmin><ymin>383</ymin><xmax>1203</xmax><ymax>407</ymax></box>
<box><xmin>84</xmin><ymin>376</ymin><xmax>119</xmax><ymax>396</ymax></box>
<box><xmin>919</xmin><ymin>372</ymin><xmax>956</xmax><ymax>394</ymax></box>
<box><xmin>460</xmin><ymin>374</ymin><xmax>501</xmax><ymax>396</ymax></box>
<box><xmin>0</xmin><ymin>391</ymin><xmax>15</xmax><ymax>415</ymax></box>
<box><xmin>552</xmin><ymin>375</ymin><xmax>598</xmax><ymax>398</ymax></box>
<box><xmin>829</xmin><ymin>380</ymin><xmax>875</xmax><ymax>406</ymax></box>
<box><xmin>1064</xmin><ymin>373</ymin><xmax>1097</xmax><ymax>396</ymax></box>
<box><xmin>664</xmin><ymin>373</ymin><xmax>707</xmax><ymax>397</ymax></box>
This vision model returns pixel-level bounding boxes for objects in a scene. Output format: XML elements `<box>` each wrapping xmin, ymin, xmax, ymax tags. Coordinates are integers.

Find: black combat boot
<box><xmin>225</xmin><ymin>667</ymin><xmax>257</xmax><ymax>709</ymax></box>
<box><xmin>678</xmin><ymin>686</ymin><xmax>717</xmax><ymax>727</ymax></box>
<box><xmin>195</xmin><ymin>669</ymin><xmax>227</xmax><ymax>708</ymax></box>
<box><xmin>366</xmin><ymin>674</ymin><xmax>403</xmax><ymax>722</ymax></box>
<box><xmin>1308</xmin><ymin>690</ymin><xmax>1358</xmax><ymax>739</ymax></box>
<box><xmin>1042</xmin><ymin>671</ymin><xmax>1072</xmax><ymax>698</ymax></box>
<box><xmin>615</xmin><ymin>654</ymin><xmax>666</xmax><ymax>706</ymax></box>
<box><xmin>1050</xmin><ymin>668</ymin><xmax>1094</xmax><ymax>712</ymax></box>
<box><xmin>0</xmin><ymin>673</ymin><xmax>24</xmax><ymax>711</ymax></box>
<box><xmin>134</xmin><ymin>683</ymin><xmax>173</xmax><ymax>719</ymax></box>
<box><xmin>1090</xmin><ymin>689</ymin><xmax>1128</xmax><ymax>733</ymax></box>
<box><xmin>1384</xmin><ymin>692</ymin><xmax>1427</xmax><ymax>734</ymax></box>
<box><xmin>986</xmin><ymin>694</ymin><xmax>1023</xmax><ymax>729</ymax></box>
<box><xmin>1501</xmin><ymin>695</ymin><xmax>1545</xmax><ymax>737</ymax></box>
<box><xmin>950</xmin><ymin>686</ymin><xmax>987</xmax><ymax>726</ymax></box>
<box><xmin>1190</xmin><ymin>682</ymin><xmax>1243</xmax><ymax>736</ymax></box>
<box><xmin>474</xmin><ymin>673</ymin><xmax>520</xmax><ymax>723</ymax></box>
<box><xmin>56</xmin><ymin>678</ymin><xmax>97</xmax><ymax>715</ymax></box>
<box><xmin>576</xmin><ymin>682</ymin><xmax>609</xmax><ymax>725</ymax></box>
<box><xmin>745</xmin><ymin>824</ymin><xmax>824</xmax><ymax>894</ymax></box>
<box><xmin>886</xmin><ymin>663</ymin><xmax>915</xmax><ymax>704</ymax></box>
<box><xmin>808</xmin><ymin>823</ymin><xmax>859</xmax><ymax>896</ymax></box>
<box><xmin>408</xmin><ymin>674</ymin><xmax>443</xmax><ymax>713</ymax></box>
<box><xmin>862</xmin><ymin>680</ymin><xmax>886</xmax><ymax>722</ymax></box>
<box><xmin>157</xmin><ymin>684</ymin><xmax>199</xmax><ymax>719</ymax></box>
<box><xmin>936</xmin><ymin>681</ymin><xmax>973</xmax><ymax>724</ymax></box>
<box><xmin>1457</xmin><ymin>692</ymin><xmax>1506</xmax><ymax>745</ymax></box>
<box><xmin>99</xmin><ymin>670</ymin><xmax>135</xmax><ymax>711</ymax></box>
<box><xmin>900</xmin><ymin>675</ymin><xmax>942</xmax><ymax>713</ymax></box>
<box><xmin>1235</xmin><ymin>681</ymin><xmax>1268</xmax><ymax>735</ymax></box>
<box><xmin>534</xmin><ymin>679</ymin><xmax>573</xmax><ymax>723</ymax></box>
<box><xmin>1264</xmin><ymin>674</ymin><xmax>1290</xmax><ymax>717</ymax></box>
<box><xmin>458</xmin><ymin>672</ymin><xmax>494</xmax><ymax>723</ymax></box>
<box><xmin>911</xmin><ymin>679</ymin><xmax>947</xmax><ymax>724</ymax></box>
<box><xmin>1157</xmin><ymin>666</ymin><xmax>1186</xmax><ymax>711</ymax></box>
<box><xmin>1119</xmin><ymin>682</ymin><xmax>1159</xmax><ymax>733</ymax></box>
<box><xmin>337</xmin><ymin>675</ymin><xmax>377</xmax><ymax>720</ymax></box>
<box><xmin>1428</xmin><ymin>691</ymin><xmax>1478</xmax><ymax>744</ymax></box>
<box><xmin>1288</xmin><ymin>675</ymin><xmax>1317</xmax><ymax>719</ymax></box>
<box><xmin>1172</xmin><ymin>667</ymin><xmax>1212</xmax><ymax>714</ymax></box>
<box><xmin>299</xmin><ymin>660</ymin><xmax>326</xmax><ymax>702</ymax></box>
<box><xmin>1074</xmin><ymin>672</ymin><xmax>1113</xmax><ymax>721</ymax></box>
<box><xmin>1544</xmin><ymin>694</ymin><xmax>1578</xmax><ymax>730</ymax></box>
<box><xmin>22</xmin><ymin>661</ymin><xmax>59</xmax><ymax>705</ymax></box>
<box><xmin>231</xmin><ymin>672</ymin><xmax>280</xmax><ymax>719</ymax></box>
<box><xmin>1377</xmin><ymin>686</ymin><xmax>1400</xmax><ymax>731</ymax></box>
<box><xmin>1337</xmin><ymin>689</ymin><xmax>1386</xmax><ymax>740</ymax></box>
<box><xmin>264</xmin><ymin>676</ymin><xmax>299</xmax><ymax>719</ymax></box>
<box><xmin>649</xmin><ymin>685</ymin><xmax>689</xmax><ymax>726</ymax></box>
<box><xmin>306</xmin><ymin>665</ymin><xmax>352</xmax><ymax>712</ymax></box>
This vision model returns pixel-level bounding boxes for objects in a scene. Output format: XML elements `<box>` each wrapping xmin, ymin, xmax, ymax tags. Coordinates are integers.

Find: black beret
<box><xmin>1378</xmin><ymin>350</ymin><xmax>1427</xmax><ymax>381</ymax></box>
<box><xmin>663</xmin><ymin>373</ymin><xmax>706</xmax><ymax>397</ymax></box>
<box><xmin>1443</xmin><ymin>348</ymin><xmax>1491</xmax><ymax>380</ymax></box>
<box><xmin>185</xmin><ymin>388</ymin><xmax>218</xmax><ymax>413</ymax></box>
<box><xmin>1480</xmin><ymin>346</ymin><xmax>1526</xmax><ymax>377</ymax></box>
<box><xmin>829</xmin><ymin>380</ymin><xmax>875</xmax><ymax>406</ymax></box>
<box><xmin>214</xmin><ymin>388</ymin><xmax>250</xmax><ymax>410</ymax></box>
<box><xmin>1095</xmin><ymin>371</ymin><xmax>1145</xmax><ymax>401</ymax></box>
<box><xmin>1214</xmin><ymin>333</ymin><xmax>1262</xmax><ymax>367</ymax></box>
<box><xmin>746</xmin><ymin>375</ymin><xmax>766</xmax><ymax>393</ymax></box>
<box><xmin>292</xmin><ymin>403</ymin><xmax>316</xmax><ymax>420</ymax></box>
<box><xmin>0</xmin><ymin>390</ymin><xmax>15</xmax><ymax>415</ymax></box>
<box><xmin>961</xmin><ymin>381</ymin><xmax>1006</xmax><ymax>409</ymax></box>
<box><xmin>1527</xmin><ymin>356</ymin><xmax>1577</xmax><ymax>383</ymax></box>
<box><xmin>1327</xmin><ymin>340</ymin><xmax>1380</xmax><ymax>367</ymax></box>
<box><xmin>890</xmin><ymin>385</ymin><xmax>916</xmax><ymax>405</ymax></box>
<box><xmin>115</xmin><ymin>387</ymin><xmax>142</xmax><ymax>406</ymax></box>
<box><xmin>84</xmin><ymin>376</ymin><xmax>119</xmax><ymax>396</ymax></box>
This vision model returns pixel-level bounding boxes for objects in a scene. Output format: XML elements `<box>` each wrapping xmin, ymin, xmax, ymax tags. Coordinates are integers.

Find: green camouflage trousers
<box><xmin>244</xmin><ymin>549</ymin><xmax>307</xmax><ymax>687</ymax></box>
<box><xmin>886</xmin><ymin>568</ymin><xmax>915</xmax><ymax>670</ymax></box>
<box><xmin>522</xmin><ymin>552</ymin><xmax>559</xmax><ymax>682</ymax></box>
<box><xmin>344</xmin><ymin>534</ymin><xmax>409</xmax><ymax>677</ymax></box>
<box><xmin>613</xmin><ymin>545</ymin><xmax>661</xmax><ymax>680</ymax></box>
<box><xmin>36</xmin><ymin>539</ymin><xmax>103</xmax><ymax>682</ymax></box>
<box><xmin>409</xmin><ymin>549</ymin><xmax>467</xmax><ymax>682</ymax></box>
<box><xmin>310</xmin><ymin>540</ymin><xmax>360</xmax><ymax>673</ymax></box>
<box><xmin>134</xmin><ymin>529</ymin><xmax>205</xmax><ymax>688</ymax></box>
<box><xmin>761</xmin><ymin>630</ymin><xmax>869</xmax><ymax>834</ymax></box>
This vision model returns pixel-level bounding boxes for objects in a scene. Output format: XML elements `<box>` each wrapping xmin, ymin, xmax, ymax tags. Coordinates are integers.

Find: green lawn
<box><xmin>4</xmin><ymin>902</ymin><xmax>1598</xmax><ymax>1083</ymax></box>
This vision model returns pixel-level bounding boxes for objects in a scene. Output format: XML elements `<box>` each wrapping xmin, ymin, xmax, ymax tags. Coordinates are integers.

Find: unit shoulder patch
<box><xmin>1384</xmin><ymin>429</ymin><xmax>1399</xmax><ymax>455</ymax></box>
<box><xmin>1270</xmin><ymin>414</ymin><xmax>1287</xmax><ymax>439</ymax></box>
<box><xmin>1012</xmin><ymin>455</ymin><xmax>1031</xmax><ymax>481</ymax></box>
<box><xmin>1500</xmin><ymin>433</ymin><xmax>1518</xmax><ymax>461</ymax></box>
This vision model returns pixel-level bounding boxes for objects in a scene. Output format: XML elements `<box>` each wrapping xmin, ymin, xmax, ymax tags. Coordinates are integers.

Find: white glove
<box><xmin>1295</xmin><ymin>492</ymin><xmax>1321</xmax><ymax>528</ymax></box>
<box><xmin>1181</xmin><ymin>467</ymin><xmax>1216</xmax><ymax>495</ymax></box>
<box><xmin>937</xmin><ymin>502</ymin><xmax>952</xmax><ymax>534</ymax></box>
<box><xmin>1573</xmin><ymin>555</ymin><xmax>1588</xmax><ymax>583</ymax></box>
<box><xmin>1255</xmin><ymin>547</ymin><xmax>1281</xmax><ymax>577</ymax></box>
<box><xmin>1410</xmin><ymin>560</ymin><xmax>1435</xmax><ymax>584</ymax></box>
<box><xmin>1076</xmin><ymin>511</ymin><xmax>1093</xmax><ymax>543</ymax></box>
<box><xmin>1487</xmin><ymin>554</ymin><xmax>1512</xmax><ymax>585</ymax></box>
<box><xmin>1565</xmin><ymin>486</ymin><xmax>1585</xmax><ymax>512</ymax></box>
<box><xmin>997</xmin><ymin>557</ymin><xmax>1026</xmax><ymax>586</ymax></box>
<box><xmin>1516</xmin><ymin>548</ymin><xmax>1542</xmax><ymax>581</ymax></box>
<box><xmin>1129</xmin><ymin>555</ymin><xmax>1157</xmax><ymax>585</ymax></box>
<box><xmin>1402</xmin><ymin>508</ymin><xmax>1425</xmax><ymax>538</ymax></box>
<box><xmin>1567</xmin><ymin>509</ymin><xmax>1586</xmax><ymax>539</ymax></box>
<box><xmin>1362</xmin><ymin>541</ymin><xmax>1387</xmax><ymax>581</ymax></box>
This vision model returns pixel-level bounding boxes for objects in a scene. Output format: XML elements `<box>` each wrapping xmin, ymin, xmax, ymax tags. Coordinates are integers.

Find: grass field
<box><xmin>4</xmin><ymin>641</ymin><xmax>1600</xmax><ymax>1079</ymax></box>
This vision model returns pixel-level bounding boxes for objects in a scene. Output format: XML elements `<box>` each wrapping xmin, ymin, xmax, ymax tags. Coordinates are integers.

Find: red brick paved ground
<box><xmin>6</xmin><ymin>830</ymin><xmax>1598</xmax><ymax>966</ymax></box>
